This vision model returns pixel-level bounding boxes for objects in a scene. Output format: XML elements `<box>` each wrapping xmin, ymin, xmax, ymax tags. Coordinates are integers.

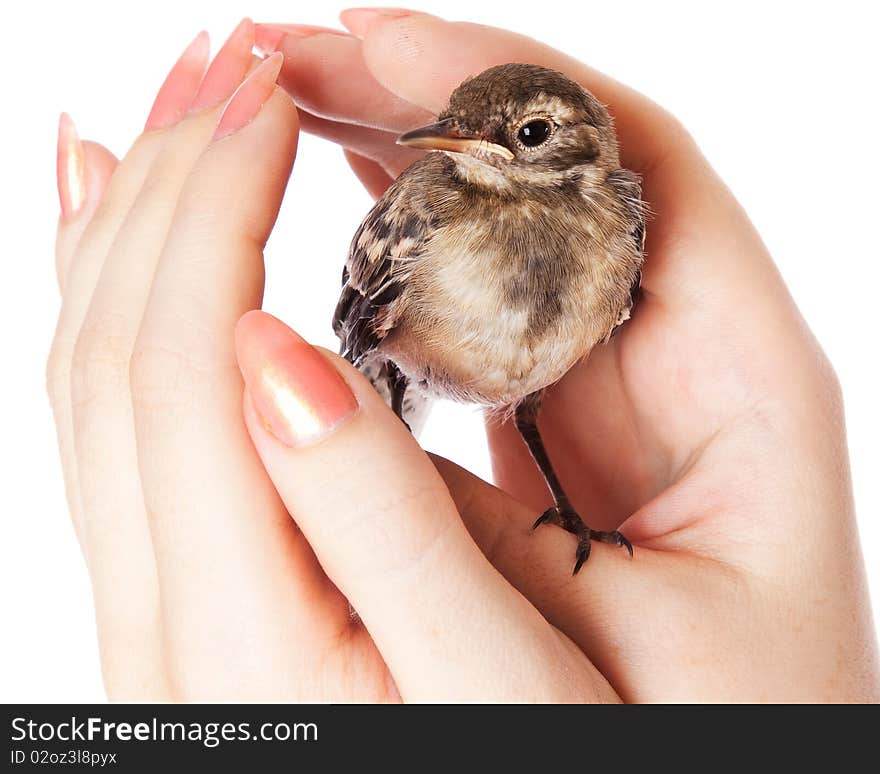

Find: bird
<box><xmin>333</xmin><ymin>63</ymin><xmax>646</xmax><ymax>574</ymax></box>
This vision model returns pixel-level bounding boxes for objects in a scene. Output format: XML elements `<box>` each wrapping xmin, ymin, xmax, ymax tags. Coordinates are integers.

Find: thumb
<box><xmin>234</xmin><ymin>311</ymin><xmax>611</xmax><ymax>701</ymax></box>
<box><xmin>344</xmin><ymin>9</ymin><xmax>677</xmax><ymax>172</ymax></box>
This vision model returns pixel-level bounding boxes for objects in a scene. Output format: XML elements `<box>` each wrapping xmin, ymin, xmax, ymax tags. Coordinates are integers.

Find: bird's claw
<box><xmin>532</xmin><ymin>509</ymin><xmax>555</xmax><ymax>529</ymax></box>
<box><xmin>573</xmin><ymin>538</ymin><xmax>591</xmax><ymax>575</ymax></box>
<box><xmin>532</xmin><ymin>505</ymin><xmax>633</xmax><ymax>574</ymax></box>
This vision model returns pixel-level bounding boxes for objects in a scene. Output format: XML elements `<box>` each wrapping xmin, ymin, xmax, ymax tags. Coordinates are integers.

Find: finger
<box><xmin>344</xmin><ymin>148</ymin><xmax>395</xmax><ymax>198</ymax></box>
<box><xmin>58</xmin><ymin>28</ymin><xmax>210</xmax><ymax>295</ymax></box>
<box><xmin>347</xmin><ymin>9</ymin><xmax>680</xmax><ymax>172</ymax></box>
<box><xmin>48</xmin><ymin>131</ymin><xmax>170</xmax><ymax>557</ymax></box>
<box><xmin>428</xmin><ymin>453</ymin><xmax>726</xmax><ymax>702</ymax></box>
<box><xmin>131</xmin><ymin>77</ymin><xmax>356</xmax><ymax>699</ymax></box>
<box><xmin>235</xmin><ymin>312</ymin><xmax>616</xmax><ymax>702</ymax></box>
<box><xmin>48</xmin><ymin>32</ymin><xmax>209</xmax><ymax>555</ymax></box>
<box><xmin>265</xmin><ymin>26</ymin><xmax>435</xmax><ymax>132</ymax></box>
<box><xmin>68</xmin><ymin>32</ymin><xmax>219</xmax><ymax>698</ymax></box>
<box><xmin>57</xmin><ymin>32</ymin><xmax>219</xmax><ymax>699</ymax></box>
<box><xmin>55</xmin><ymin>118</ymin><xmax>119</xmax><ymax>293</ymax></box>
<box><xmin>50</xmin><ymin>30</ymin><xmax>213</xmax><ymax>451</ymax></box>
<box><xmin>49</xmin><ymin>122</ymin><xmax>119</xmax><ymax>552</ymax></box>
<box><xmin>298</xmin><ymin>109</ymin><xmax>422</xmax><ymax>176</ymax></box>
<box><xmin>437</xmin><ymin>447</ymin><xmax>880</xmax><ymax>703</ymax></box>
<box><xmin>190</xmin><ymin>18</ymin><xmax>255</xmax><ymax>112</ymax></box>
<box><xmin>48</xmin><ymin>126</ymin><xmax>167</xmax><ymax>462</ymax></box>
<box><xmin>76</xmin><ymin>25</ymin><xmax>254</xmax><ymax>427</ymax></box>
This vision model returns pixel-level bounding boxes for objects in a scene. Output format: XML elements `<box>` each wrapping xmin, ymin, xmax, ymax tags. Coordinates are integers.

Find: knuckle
<box><xmin>345</xmin><ymin>469</ymin><xmax>456</xmax><ymax>579</ymax></box>
<box><xmin>70</xmin><ymin>313</ymin><xmax>133</xmax><ymax>405</ymax></box>
<box><xmin>128</xmin><ymin>338</ymin><xmax>201</xmax><ymax>414</ymax></box>
<box><xmin>130</xmin><ymin>304</ymin><xmax>236</xmax><ymax>416</ymax></box>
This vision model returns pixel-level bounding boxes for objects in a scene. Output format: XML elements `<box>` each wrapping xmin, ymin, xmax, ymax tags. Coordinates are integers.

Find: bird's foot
<box><xmin>533</xmin><ymin>506</ymin><xmax>633</xmax><ymax>575</ymax></box>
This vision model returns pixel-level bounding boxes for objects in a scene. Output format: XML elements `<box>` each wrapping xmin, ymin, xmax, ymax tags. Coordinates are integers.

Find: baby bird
<box><xmin>334</xmin><ymin>63</ymin><xmax>646</xmax><ymax>573</ymax></box>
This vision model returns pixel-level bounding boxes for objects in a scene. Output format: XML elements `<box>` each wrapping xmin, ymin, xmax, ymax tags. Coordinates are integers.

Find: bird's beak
<box><xmin>397</xmin><ymin>119</ymin><xmax>514</xmax><ymax>161</ymax></box>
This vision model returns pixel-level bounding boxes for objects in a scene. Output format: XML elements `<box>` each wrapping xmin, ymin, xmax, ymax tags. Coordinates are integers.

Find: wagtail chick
<box><xmin>334</xmin><ymin>63</ymin><xmax>646</xmax><ymax>573</ymax></box>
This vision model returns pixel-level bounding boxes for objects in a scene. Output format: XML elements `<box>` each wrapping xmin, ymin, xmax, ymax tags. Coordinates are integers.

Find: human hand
<box><xmin>256</xmin><ymin>8</ymin><xmax>880</xmax><ymax>701</ymax></box>
<box><xmin>48</xmin><ymin>21</ymin><xmax>627</xmax><ymax>702</ymax></box>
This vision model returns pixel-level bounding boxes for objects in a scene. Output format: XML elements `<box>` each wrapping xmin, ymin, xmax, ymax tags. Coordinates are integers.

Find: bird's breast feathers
<box><xmin>339</xmin><ymin>156</ymin><xmax>644</xmax><ymax>407</ymax></box>
<box><xmin>381</xmin><ymin>203</ymin><xmax>639</xmax><ymax>406</ymax></box>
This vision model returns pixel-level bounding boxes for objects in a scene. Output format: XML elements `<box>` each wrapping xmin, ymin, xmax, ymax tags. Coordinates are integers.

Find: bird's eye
<box><xmin>517</xmin><ymin>119</ymin><xmax>552</xmax><ymax>147</ymax></box>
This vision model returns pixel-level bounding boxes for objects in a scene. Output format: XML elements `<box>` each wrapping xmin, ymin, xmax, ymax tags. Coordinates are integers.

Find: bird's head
<box><xmin>397</xmin><ymin>63</ymin><xmax>619</xmax><ymax>190</ymax></box>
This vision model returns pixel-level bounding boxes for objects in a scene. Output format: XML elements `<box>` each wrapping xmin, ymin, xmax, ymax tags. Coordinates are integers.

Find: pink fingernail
<box><xmin>236</xmin><ymin>311</ymin><xmax>358</xmax><ymax>447</ymax></box>
<box><xmin>212</xmin><ymin>52</ymin><xmax>283</xmax><ymax>140</ymax></box>
<box><xmin>144</xmin><ymin>31</ymin><xmax>211</xmax><ymax>131</ymax></box>
<box><xmin>190</xmin><ymin>19</ymin><xmax>254</xmax><ymax>111</ymax></box>
<box><xmin>254</xmin><ymin>23</ymin><xmax>351</xmax><ymax>54</ymax></box>
<box><xmin>57</xmin><ymin>113</ymin><xmax>86</xmax><ymax>220</ymax></box>
<box><xmin>339</xmin><ymin>7</ymin><xmax>414</xmax><ymax>38</ymax></box>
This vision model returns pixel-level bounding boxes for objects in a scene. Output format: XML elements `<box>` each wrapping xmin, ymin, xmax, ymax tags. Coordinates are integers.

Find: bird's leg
<box><xmin>514</xmin><ymin>391</ymin><xmax>633</xmax><ymax>574</ymax></box>
<box><xmin>385</xmin><ymin>361</ymin><xmax>411</xmax><ymax>431</ymax></box>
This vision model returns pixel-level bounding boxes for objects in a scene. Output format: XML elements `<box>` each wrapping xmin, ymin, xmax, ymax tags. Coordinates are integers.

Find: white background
<box><xmin>1</xmin><ymin>0</ymin><xmax>878</xmax><ymax>701</ymax></box>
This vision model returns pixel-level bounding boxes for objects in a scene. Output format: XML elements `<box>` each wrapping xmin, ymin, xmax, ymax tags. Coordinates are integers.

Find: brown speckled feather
<box><xmin>334</xmin><ymin>63</ymin><xmax>645</xmax><ymax>413</ymax></box>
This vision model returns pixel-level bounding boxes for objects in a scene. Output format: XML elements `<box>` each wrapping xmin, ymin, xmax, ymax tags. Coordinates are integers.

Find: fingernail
<box><xmin>254</xmin><ymin>23</ymin><xmax>350</xmax><ymax>55</ymax></box>
<box><xmin>190</xmin><ymin>19</ymin><xmax>254</xmax><ymax>111</ymax></box>
<box><xmin>212</xmin><ymin>52</ymin><xmax>283</xmax><ymax>140</ymax></box>
<box><xmin>57</xmin><ymin>113</ymin><xmax>86</xmax><ymax>220</ymax></box>
<box><xmin>144</xmin><ymin>31</ymin><xmax>210</xmax><ymax>131</ymax></box>
<box><xmin>236</xmin><ymin>312</ymin><xmax>358</xmax><ymax>447</ymax></box>
<box><xmin>340</xmin><ymin>7</ymin><xmax>414</xmax><ymax>38</ymax></box>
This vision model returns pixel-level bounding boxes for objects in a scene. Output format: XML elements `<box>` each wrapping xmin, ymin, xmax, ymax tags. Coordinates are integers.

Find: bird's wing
<box><xmin>605</xmin><ymin>168</ymin><xmax>647</xmax><ymax>332</ymax></box>
<box><xmin>607</xmin><ymin>167</ymin><xmax>646</xmax><ymax>262</ymax></box>
<box><xmin>333</xmin><ymin>172</ymin><xmax>431</xmax><ymax>366</ymax></box>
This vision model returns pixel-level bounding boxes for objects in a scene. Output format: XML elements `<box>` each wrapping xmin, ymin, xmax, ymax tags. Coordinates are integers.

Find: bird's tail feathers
<box><xmin>357</xmin><ymin>357</ymin><xmax>432</xmax><ymax>437</ymax></box>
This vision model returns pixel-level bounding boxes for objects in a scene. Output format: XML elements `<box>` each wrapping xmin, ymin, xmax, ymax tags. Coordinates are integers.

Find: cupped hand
<box><xmin>260</xmin><ymin>9</ymin><xmax>880</xmax><ymax>701</ymax></box>
<box><xmin>48</xmin><ymin>21</ymin><xmax>625</xmax><ymax>702</ymax></box>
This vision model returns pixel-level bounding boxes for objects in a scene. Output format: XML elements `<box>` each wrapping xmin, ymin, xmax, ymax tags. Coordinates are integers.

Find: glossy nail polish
<box><xmin>56</xmin><ymin>113</ymin><xmax>86</xmax><ymax>220</ymax></box>
<box><xmin>191</xmin><ymin>19</ymin><xmax>254</xmax><ymax>111</ymax></box>
<box><xmin>237</xmin><ymin>313</ymin><xmax>358</xmax><ymax>446</ymax></box>
<box><xmin>144</xmin><ymin>31</ymin><xmax>210</xmax><ymax>131</ymax></box>
<box><xmin>339</xmin><ymin>7</ymin><xmax>413</xmax><ymax>38</ymax></box>
<box><xmin>253</xmin><ymin>23</ymin><xmax>350</xmax><ymax>55</ymax></box>
<box><xmin>212</xmin><ymin>52</ymin><xmax>283</xmax><ymax>141</ymax></box>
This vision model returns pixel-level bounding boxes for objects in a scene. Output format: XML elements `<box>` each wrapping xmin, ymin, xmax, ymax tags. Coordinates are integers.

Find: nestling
<box><xmin>334</xmin><ymin>63</ymin><xmax>646</xmax><ymax>573</ymax></box>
